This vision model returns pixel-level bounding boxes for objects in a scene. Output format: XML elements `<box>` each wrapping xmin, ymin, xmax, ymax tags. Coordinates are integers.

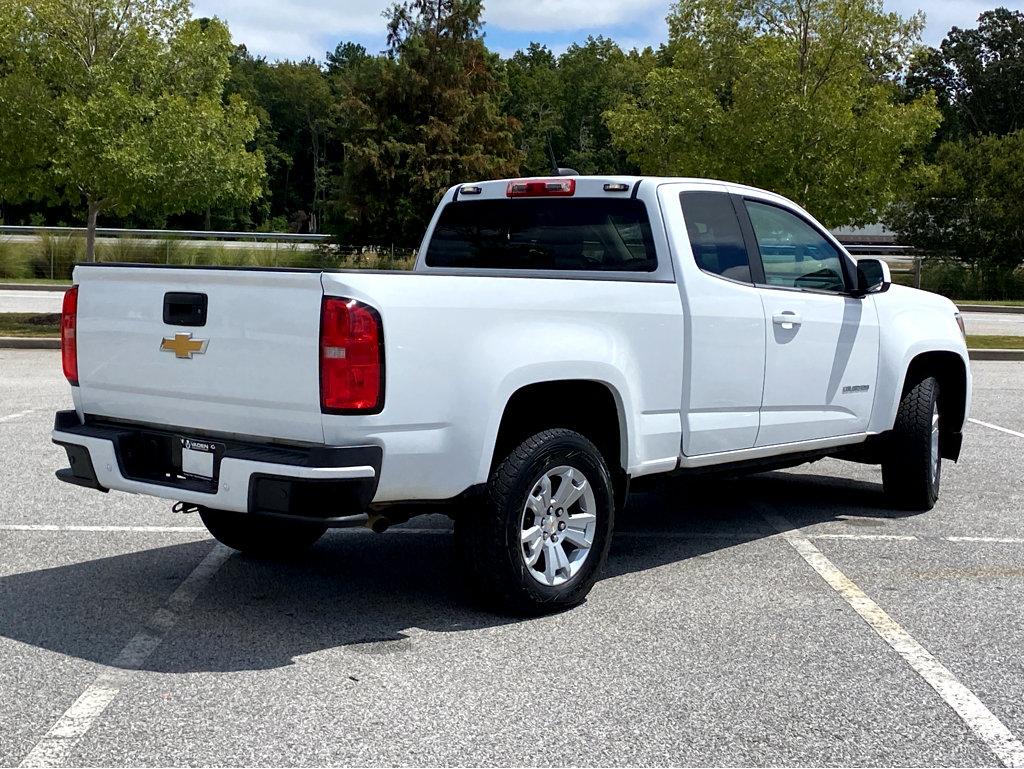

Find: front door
<box><xmin>740</xmin><ymin>198</ymin><xmax>880</xmax><ymax>447</ymax></box>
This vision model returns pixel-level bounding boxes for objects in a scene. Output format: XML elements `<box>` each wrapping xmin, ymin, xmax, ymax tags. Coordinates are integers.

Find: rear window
<box><xmin>424</xmin><ymin>198</ymin><xmax>658</xmax><ymax>272</ymax></box>
<box><xmin>679</xmin><ymin>191</ymin><xmax>752</xmax><ymax>283</ymax></box>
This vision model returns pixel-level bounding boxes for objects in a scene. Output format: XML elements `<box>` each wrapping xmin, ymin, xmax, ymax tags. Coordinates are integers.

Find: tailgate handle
<box><xmin>163</xmin><ymin>292</ymin><xmax>208</xmax><ymax>327</ymax></box>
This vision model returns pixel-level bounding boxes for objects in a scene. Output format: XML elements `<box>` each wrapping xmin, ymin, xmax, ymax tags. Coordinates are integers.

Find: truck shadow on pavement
<box><xmin>0</xmin><ymin>470</ymin><xmax>925</xmax><ymax>673</ymax></box>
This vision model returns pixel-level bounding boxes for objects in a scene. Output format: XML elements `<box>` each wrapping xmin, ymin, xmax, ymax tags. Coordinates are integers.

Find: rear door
<box><xmin>74</xmin><ymin>266</ymin><xmax>326</xmax><ymax>443</ymax></box>
<box><xmin>738</xmin><ymin>197</ymin><xmax>880</xmax><ymax>446</ymax></box>
<box><xmin>663</xmin><ymin>184</ymin><xmax>767</xmax><ymax>456</ymax></box>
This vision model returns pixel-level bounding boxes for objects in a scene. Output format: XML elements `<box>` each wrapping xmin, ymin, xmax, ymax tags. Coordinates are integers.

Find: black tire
<box><xmin>882</xmin><ymin>376</ymin><xmax>941</xmax><ymax>511</ymax></box>
<box><xmin>198</xmin><ymin>507</ymin><xmax>326</xmax><ymax>556</ymax></box>
<box><xmin>455</xmin><ymin>429</ymin><xmax>615</xmax><ymax>615</ymax></box>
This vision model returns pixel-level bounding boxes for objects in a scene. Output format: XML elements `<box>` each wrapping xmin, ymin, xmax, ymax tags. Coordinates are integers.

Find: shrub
<box><xmin>0</xmin><ymin>239</ymin><xmax>32</xmax><ymax>279</ymax></box>
<box><xmin>919</xmin><ymin>259</ymin><xmax>1024</xmax><ymax>301</ymax></box>
<box><xmin>29</xmin><ymin>233</ymin><xmax>83</xmax><ymax>280</ymax></box>
<box><xmin>97</xmin><ymin>237</ymin><xmax>181</xmax><ymax>265</ymax></box>
<box><xmin>6</xmin><ymin>235</ymin><xmax>417</xmax><ymax>280</ymax></box>
<box><xmin>332</xmin><ymin>246</ymin><xmax>416</xmax><ymax>271</ymax></box>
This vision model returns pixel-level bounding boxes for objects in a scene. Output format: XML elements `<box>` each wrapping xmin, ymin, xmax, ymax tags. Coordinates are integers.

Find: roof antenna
<box><xmin>547</xmin><ymin>138</ymin><xmax>578</xmax><ymax>177</ymax></box>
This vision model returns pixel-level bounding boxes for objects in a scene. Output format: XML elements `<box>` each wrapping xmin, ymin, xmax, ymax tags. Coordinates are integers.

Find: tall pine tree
<box><xmin>334</xmin><ymin>0</ymin><xmax>521</xmax><ymax>245</ymax></box>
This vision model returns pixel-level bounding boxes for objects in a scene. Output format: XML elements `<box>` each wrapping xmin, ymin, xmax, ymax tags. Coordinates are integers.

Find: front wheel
<box><xmin>882</xmin><ymin>376</ymin><xmax>941</xmax><ymax>511</ymax></box>
<box><xmin>198</xmin><ymin>507</ymin><xmax>326</xmax><ymax>556</ymax></box>
<box><xmin>455</xmin><ymin>429</ymin><xmax>615</xmax><ymax>615</ymax></box>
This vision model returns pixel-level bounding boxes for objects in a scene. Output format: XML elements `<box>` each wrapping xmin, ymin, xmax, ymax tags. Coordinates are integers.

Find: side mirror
<box><xmin>855</xmin><ymin>258</ymin><xmax>891</xmax><ymax>295</ymax></box>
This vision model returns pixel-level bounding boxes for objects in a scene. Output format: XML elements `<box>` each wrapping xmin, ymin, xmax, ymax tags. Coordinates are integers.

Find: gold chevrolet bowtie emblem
<box><xmin>160</xmin><ymin>332</ymin><xmax>209</xmax><ymax>359</ymax></box>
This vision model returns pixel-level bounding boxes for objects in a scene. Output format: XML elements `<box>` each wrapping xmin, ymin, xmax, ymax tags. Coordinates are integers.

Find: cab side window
<box><xmin>679</xmin><ymin>192</ymin><xmax>752</xmax><ymax>283</ymax></box>
<box><xmin>743</xmin><ymin>200</ymin><xmax>847</xmax><ymax>293</ymax></box>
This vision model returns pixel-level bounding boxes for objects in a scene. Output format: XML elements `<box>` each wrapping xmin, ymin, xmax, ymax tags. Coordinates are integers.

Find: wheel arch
<box><xmin>899</xmin><ymin>350</ymin><xmax>969</xmax><ymax>461</ymax></box>
<box><xmin>488</xmin><ymin>379</ymin><xmax>630</xmax><ymax>509</ymax></box>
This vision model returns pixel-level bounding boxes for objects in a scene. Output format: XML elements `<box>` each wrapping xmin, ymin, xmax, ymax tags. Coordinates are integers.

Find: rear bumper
<box><xmin>52</xmin><ymin>410</ymin><xmax>381</xmax><ymax>516</ymax></box>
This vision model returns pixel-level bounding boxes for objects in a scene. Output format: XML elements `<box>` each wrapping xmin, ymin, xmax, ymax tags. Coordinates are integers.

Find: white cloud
<box><xmin>484</xmin><ymin>0</ymin><xmax>667</xmax><ymax>31</ymax></box>
<box><xmin>192</xmin><ymin>0</ymin><xmax>672</xmax><ymax>59</ymax></box>
<box><xmin>191</xmin><ymin>0</ymin><xmax>392</xmax><ymax>59</ymax></box>
<box><xmin>885</xmin><ymin>0</ymin><xmax>1023</xmax><ymax>45</ymax></box>
<box><xmin>190</xmin><ymin>0</ymin><xmax>1024</xmax><ymax>61</ymax></box>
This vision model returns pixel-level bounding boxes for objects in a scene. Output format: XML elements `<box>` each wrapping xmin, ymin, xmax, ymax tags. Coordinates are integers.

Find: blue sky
<box><xmin>190</xmin><ymin>0</ymin><xmax>1024</xmax><ymax>62</ymax></box>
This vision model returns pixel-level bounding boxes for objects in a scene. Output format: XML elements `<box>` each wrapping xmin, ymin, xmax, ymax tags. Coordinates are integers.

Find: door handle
<box><xmin>772</xmin><ymin>311</ymin><xmax>802</xmax><ymax>329</ymax></box>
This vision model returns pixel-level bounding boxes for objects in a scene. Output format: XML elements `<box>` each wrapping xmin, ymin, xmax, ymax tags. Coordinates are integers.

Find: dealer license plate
<box><xmin>180</xmin><ymin>437</ymin><xmax>217</xmax><ymax>479</ymax></box>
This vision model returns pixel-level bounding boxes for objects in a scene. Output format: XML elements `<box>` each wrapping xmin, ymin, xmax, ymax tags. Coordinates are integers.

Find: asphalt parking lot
<box><xmin>2</xmin><ymin>350</ymin><xmax>1023</xmax><ymax>767</ymax></box>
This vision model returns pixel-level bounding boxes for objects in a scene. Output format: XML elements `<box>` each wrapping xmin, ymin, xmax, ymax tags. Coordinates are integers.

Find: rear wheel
<box><xmin>455</xmin><ymin>428</ymin><xmax>615</xmax><ymax>615</ymax></box>
<box><xmin>198</xmin><ymin>507</ymin><xmax>326</xmax><ymax>556</ymax></box>
<box><xmin>882</xmin><ymin>376</ymin><xmax>942</xmax><ymax>511</ymax></box>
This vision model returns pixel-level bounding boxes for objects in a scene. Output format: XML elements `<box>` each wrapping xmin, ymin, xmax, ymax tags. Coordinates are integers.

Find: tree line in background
<box><xmin>889</xmin><ymin>7</ymin><xmax>1024</xmax><ymax>297</ymax></box>
<box><xmin>0</xmin><ymin>0</ymin><xmax>1023</xmax><ymax>295</ymax></box>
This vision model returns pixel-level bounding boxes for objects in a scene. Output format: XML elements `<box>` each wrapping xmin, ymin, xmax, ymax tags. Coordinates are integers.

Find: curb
<box><xmin>957</xmin><ymin>304</ymin><xmax>1024</xmax><ymax>315</ymax></box>
<box><xmin>0</xmin><ymin>283</ymin><xmax>70</xmax><ymax>292</ymax></box>
<box><xmin>968</xmin><ymin>349</ymin><xmax>1024</xmax><ymax>361</ymax></box>
<box><xmin>0</xmin><ymin>335</ymin><xmax>58</xmax><ymax>348</ymax></box>
<box><xmin>0</xmin><ymin>337</ymin><xmax>60</xmax><ymax>349</ymax></box>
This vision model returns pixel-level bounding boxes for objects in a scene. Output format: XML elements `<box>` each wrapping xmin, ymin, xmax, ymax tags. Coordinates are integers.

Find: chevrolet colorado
<box><xmin>53</xmin><ymin>176</ymin><xmax>972</xmax><ymax>613</ymax></box>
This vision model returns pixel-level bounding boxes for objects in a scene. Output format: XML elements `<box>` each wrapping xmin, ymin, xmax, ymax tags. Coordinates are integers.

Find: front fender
<box><xmin>869</xmin><ymin>291</ymin><xmax>971</xmax><ymax>434</ymax></box>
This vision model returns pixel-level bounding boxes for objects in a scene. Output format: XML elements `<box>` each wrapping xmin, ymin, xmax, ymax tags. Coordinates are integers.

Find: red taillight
<box><xmin>320</xmin><ymin>297</ymin><xmax>384</xmax><ymax>413</ymax></box>
<box><xmin>61</xmin><ymin>286</ymin><xmax>79</xmax><ymax>385</ymax></box>
<box><xmin>506</xmin><ymin>178</ymin><xmax>576</xmax><ymax>198</ymax></box>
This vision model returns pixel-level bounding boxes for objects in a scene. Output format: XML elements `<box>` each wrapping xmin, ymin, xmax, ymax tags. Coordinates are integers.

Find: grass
<box><xmin>0</xmin><ymin>238</ymin><xmax>33</xmax><ymax>279</ymax></box>
<box><xmin>956</xmin><ymin>299</ymin><xmax>1024</xmax><ymax>307</ymax></box>
<box><xmin>918</xmin><ymin>261</ymin><xmax>1024</xmax><ymax>301</ymax></box>
<box><xmin>0</xmin><ymin>313</ymin><xmax>59</xmax><ymax>337</ymax></box>
<box><xmin>965</xmin><ymin>335</ymin><xmax>1024</xmax><ymax>350</ymax></box>
<box><xmin>0</xmin><ymin>235</ymin><xmax>416</xmax><ymax>280</ymax></box>
<box><xmin>0</xmin><ymin>277</ymin><xmax>73</xmax><ymax>285</ymax></box>
<box><xmin>7</xmin><ymin>235</ymin><xmax>1024</xmax><ymax>298</ymax></box>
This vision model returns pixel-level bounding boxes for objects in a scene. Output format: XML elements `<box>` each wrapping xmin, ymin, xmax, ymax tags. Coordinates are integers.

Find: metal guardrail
<box><xmin>843</xmin><ymin>245</ymin><xmax>922</xmax><ymax>287</ymax></box>
<box><xmin>1</xmin><ymin>225</ymin><xmax>924</xmax><ymax>287</ymax></box>
<box><xmin>0</xmin><ymin>225</ymin><xmax>331</xmax><ymax>243</ymax></box>
<box><xmin>3</xmin><ymin>226</ymin><xmax>917</xmax><ymax>248</ymax></box>
<box><xmin>843</xmin><ymin>244</ymin><xmax>915</xmax><ymax>255</ymax></box>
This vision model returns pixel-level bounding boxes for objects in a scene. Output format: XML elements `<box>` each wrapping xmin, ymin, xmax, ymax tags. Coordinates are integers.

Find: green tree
<box><xmin>558</xmin><ymin>38</ymin><xmax>655</xmax><ymax>174</ymax></box>
<box><xmin>0</xmin><ymin>0</ymin><xmax>265</xmax><ymax>258</ymax></box>
<box><xmin>326</xmin><ymin>41</ymin><xmax>369</xmax><ymax>76</ymax></box>
<box><xmin>503</xmin><ymin>44</ymin><xmax>563</xmax><ymax>174</ymax></box>
<box><xmin>906</xmin><ymin>8</ymin><xmax>1024</xmax><ymax>142</ymax></box>
<box><xmin>0</xmin><ymin>3</ymin><xmax>50</xmax><ymax>214</ymax></box>
<box><xmin>257</xmin><ymin>59</ymin><xmax>332</xmax><ymax>232</ymax></box>
<box><xmin>606</xmin><ymin>0</ymin><xmax>940</xmax><ymax>226</ymax></box>
<box><xmin>335</xmin><ymin>0</ymin><xmax>521</xmax><ymax>244</ymax></box>
<box><xmin>887</xmin><ymin>131</ymin><xmax>1024</xmax><ymax>298</ymax></box>
<box><xmin>890</xmin><ymin>9</ymin><xmax>1024</xmax><ymax>299</ymax></box>
<box><xmin>224</xmin><ymin>46</ymin><xmax>285</xmax><ymax>229</ymax></box>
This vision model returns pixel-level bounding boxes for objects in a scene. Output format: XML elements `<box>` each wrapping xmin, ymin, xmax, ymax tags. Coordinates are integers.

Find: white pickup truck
<box><xmin>53</xmin><ymin>175</ymin><xmax>971</xmax><ymax>613</ymax></box>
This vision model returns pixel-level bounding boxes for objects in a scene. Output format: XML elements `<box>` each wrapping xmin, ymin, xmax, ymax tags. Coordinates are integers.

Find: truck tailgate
<box><xmin>73</xmin><ymin>266</ymin><xmax>325</xmax><ymax>443</ymax></box>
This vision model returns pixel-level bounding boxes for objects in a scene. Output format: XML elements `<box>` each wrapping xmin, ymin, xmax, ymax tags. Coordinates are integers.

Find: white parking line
<box><xmin>946</xmin><ymin>536</ymin><xmax>1024</xmax><ymax>545</ymax></box>
<box><xmin>765</xmin><ymin>511</ymin><xmax>1024</xmax><ymax>768</ymax></box>
<box><xmin>810</xmin><ymin>533</ymin><xmax>918</xmax><ymax>541</ymax></box>
<box><xmin>0</xmin><ymin>524</ymin><xmax>207</xmax><ymax>533</ymax></box>
<box><xmin>18</xmin><ymin>544</ymin><xmax>232</xmax><ymax>768</ymax></box>
<box><xmin>0</xmin><ymin>409</ymin><xmax>39</xmax><ymax>424</ymax></box>
<box><xmin>970</xmin><ymin>418</ymin><xmax>1024</xmax><ymax>439</ymax></box>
